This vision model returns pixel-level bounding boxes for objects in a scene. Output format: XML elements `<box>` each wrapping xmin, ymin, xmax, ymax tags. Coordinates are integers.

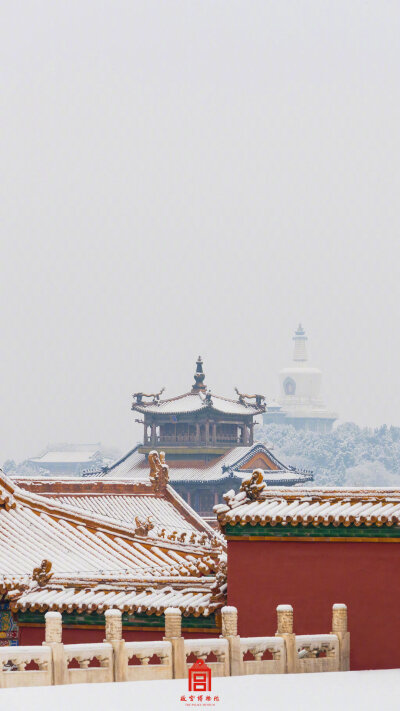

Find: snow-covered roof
<box><xmin>15</xmin><ymin>478</ymin><xmax>216</xmax><ymax>537</ymax></box>
<box><xmin>13</xmin><ymin>581</ymin><xmax>219</xmax><ymax>616</ymax></box>
<box><xmin>93</xmin><ymin>443</ymin><xmax>312</xmax><ymax>485</ymax></box>
<box><xmin>0</xmin><ymin>470</ymin><xmax>225</xmax><ymax>616</ymax></box>
<box><xmin>215</xmin><ymin>486</ymin><xmax>400</xmax><ymax>528</ymax></box>
<box><xmin>132</xmin><ymin>391</ymin><xmax>264</xmax><ymax>416</ymax></box>
<box><xmin>28</xmin><ymin>450</ymin><xmax>100</xmax><ymax>464</ymax></box>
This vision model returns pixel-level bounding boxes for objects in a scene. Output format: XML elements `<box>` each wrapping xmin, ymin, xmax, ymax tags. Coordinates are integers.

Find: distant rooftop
<box><xmin>89</xmin><ymin>442</ymin><xmax>313</xmax><ymax>486</ymax></box>
<box><xmin>27</xmin><ymin>444</ymin><xmax>102</xmax><ymax>468</ymax></box>
<box><xmin>29</xmin><ymin>450</ymin><xmax>101</xmax><ymax>464</ymax></box>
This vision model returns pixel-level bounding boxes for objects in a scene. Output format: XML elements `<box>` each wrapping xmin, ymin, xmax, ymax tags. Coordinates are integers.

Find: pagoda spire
<box><xmin>292</xmin><ymin>324</ymin><xmax>308</xmax><ymax>362</ymax></box>
<box><xmin>191</xmin><ymin>356</ymin><xmax>206</xmax><ymax>393</ymax></box>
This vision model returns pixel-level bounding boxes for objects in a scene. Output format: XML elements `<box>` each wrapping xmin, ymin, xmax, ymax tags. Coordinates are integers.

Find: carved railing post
<box><xmin>331</xmin><ymin>604</ymin><xmax>350</xmax><ymax>671</ymax></box>
<box><xmin>220</xmin><ymin>606</ymin><xmax>242</xmax><ymax>676</ymax></box>
<box><xmin>164</xmin><ymin>607</ymin><xmax>185</xmax><ymax>679</ymax></box>
<box><xmin>44</xmin><ymin>611</ymin><xmax>62</xmax><ymax>644</ymax></box>
<box><xmin>104</xmin><ymin>609</ymin><xmax>127</xmax><ymax>682</ymax></box>
<box><xmin>275</xmin><ymin>604</ymin><xmax>295</xmax><ymax>673</ymax></box>
<box><xmin>43</xmin><ymin>611</ymin><xmax>66</xmax><ymax>685</ymax></box>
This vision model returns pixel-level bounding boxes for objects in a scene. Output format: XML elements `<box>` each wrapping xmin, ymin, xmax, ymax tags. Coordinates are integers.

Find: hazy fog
<box><xmin>2</xmin><ymin>1</ymin><xmax>400</xmax><ymax>463</ymax></box>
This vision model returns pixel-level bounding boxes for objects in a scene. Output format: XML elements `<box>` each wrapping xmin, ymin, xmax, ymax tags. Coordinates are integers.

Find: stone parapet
<box><xmin>0</xmin><ymin>602</ymin><xmax>350</xmax><ymax>689</ymax></box>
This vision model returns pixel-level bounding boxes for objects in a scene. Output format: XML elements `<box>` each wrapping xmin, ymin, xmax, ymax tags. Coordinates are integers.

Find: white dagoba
<box><xmin>264</xmin><ymin>325</ymin><xmax>337</xmax><ymax>432</ymax></box>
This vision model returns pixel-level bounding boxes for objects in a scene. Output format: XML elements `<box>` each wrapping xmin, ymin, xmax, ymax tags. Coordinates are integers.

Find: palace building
<box><xmin>26</xmin><ymin>443</ymin><xmax>105</xmax><ymax>476</ymax></box>
<box><xmin>215</xmin><ymin>478</ymin><xmax>400</xmax><ymax>671</ymax></box>
<box><xmin>133</xmin><ymin>356</ymin><xmax>264</xmax><ymax>450</ymax></box>
<box><xmin>2</xmin><ymin>454</ymin><xmax>226</xmax><ymax>646</ymax></box>
<box><xmin>263</xmin><ymin>325</ymin><xmax>337</xmax><ymax>432</ymax></box>
<box><xmin>90</xmin><ymin>357</ymin><xmax>312</xmax><ymax>518</ymax></box>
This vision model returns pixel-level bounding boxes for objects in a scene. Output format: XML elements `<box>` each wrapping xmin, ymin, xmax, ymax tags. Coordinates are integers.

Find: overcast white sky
<box><xmin>2</xmin><ymin>1</ymin><xmax>400</xmax><ymax>463</ymax></box>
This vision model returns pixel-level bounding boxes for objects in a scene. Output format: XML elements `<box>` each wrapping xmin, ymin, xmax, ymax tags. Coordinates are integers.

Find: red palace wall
<box><xmin>227</xmin><ymin>539</ymin><xmax>400</xmax><ymax>671</ymax></box>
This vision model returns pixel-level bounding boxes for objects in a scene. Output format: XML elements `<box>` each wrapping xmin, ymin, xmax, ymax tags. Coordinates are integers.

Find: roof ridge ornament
<box><xmin>32</xmin><ymin>560</ymin><xmax>53</xmax><ymax>587</ymax></box>
<box><xmin>240</xmin><ymin>469</ymin><xmax>266</xmax><ymax>502</ymax></box>
<box><xmin>209</xmin><ymin>549</ymin><xmax>227</xmax><ymax>604</ymax></box>
<box><xmin>205</xmin><ymin>389</ymin><xmax>213</xmax><ymax>405</ymax></box>
<box><xmin>148</xmin><ymin>450</ymin><xmax>169</xmax><ymax>493</ymax></box>
<box><xmin>0</xmin><ymin>470</ymin><xmax>17</xmax><ymax>510</ymax></box>
<box><xmin>132</xmin><ymin>387</ymin><xmax>165</xmax><ymax>405</ymax></box>
<box><xmin>234</xmin><ymin>388</ymin><xmax>266</xmax><ymax>409</ymax></box>
<box><xmin>134</xmin><ymin>515</ymin><xmax>154</xmax><ymax>537</ymax></box>
<box><xmin>191</xmin><ymin>356</ymin><xmax>207</xmax><ymax>393</ymax></box>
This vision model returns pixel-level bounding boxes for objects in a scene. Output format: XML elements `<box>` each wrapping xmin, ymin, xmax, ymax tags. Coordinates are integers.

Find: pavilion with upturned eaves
<box><xmin>90</xmin><ymin>358</ymin><xmax>313</xmax><ymax>520</ymax></box>
<box><xmin>132</xmin><ymin>357</ymin><xmax>265</xmax><ymax>451</ymax></box>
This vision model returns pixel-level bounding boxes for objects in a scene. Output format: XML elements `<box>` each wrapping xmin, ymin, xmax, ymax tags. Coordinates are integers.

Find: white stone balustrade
<box><xmin>240</xmin><ymin>637</ymin><xmax>285</xmax><ymax>675</ymax></box>
<box><xmin>331</xmin><ymin>603</ymin><xmax>350</xmax><ymax>671</ymax></box>
<box><xmin>44</xmin><ymin>611</ymin><xmax>62</xmax><ymax>644</ymax></box>
<box><xmin>0</xmin><ymin>603</ymin><xmax>350</xmax><ymax>689</ymax></box>
<box><xmin>125</xmin><ymin>641</ymin><xmax>172</xmax><ymax>681</ymax></box>
<box><xmin>104</xmin><ymin>609</ymin><xmax>122</xmax><ymax>641</ymax></box>
<box><xmin>221</xmin><ymin>606</ymin><xmax>238</xmax><ymax>637</ymax></box>
<box><xmin>184</xmin><ymin>638</ymin><xmax>229</xmax><ymax>677</ymax></box>
<box><xmin>295</xmin><ymin>635</ymin><xmax>339</xmax><ymax>673</ymax></box>
<box><xmin>64</xmin><ymin>643</ymin><xmax>114</xmax><ymax>684</ymax></box>
<box><xmin>0</xmin><ymin>646</ymin><xmax>52</xmax><ymax>688</ymax></box>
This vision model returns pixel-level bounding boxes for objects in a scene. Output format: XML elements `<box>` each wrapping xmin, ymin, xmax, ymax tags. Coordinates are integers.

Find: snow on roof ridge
<box><xmin>148</xmin><ymin>392</ymin><xmax>196</xmax><ymax>404</ymax></box>
<box><xmin>1</xmin><ymin>471</ymin><xmax>216</xmax><ymax>552</ymax></box>
<box><xmin>134</xmin><ymin>390</ymin><xmax>259</xmax><ymax>406</ymax></box>
<box><xmin>132</xmin><ymin>392</ymin><xmax>264</xmax><ymax>416</ymax></box>
<box><xmin>100</xmin><ymin>442</ymin><xmax>309</xmax><ymax>487</ymax></box>
<box><xmin>0</xmin><ymin>471</ymin><xmax>227</xmax><ymax>617</ymax></box>
<box><xmin>216</xmin><ymin>483</ymin><xmax>400</xmax><ymax>528</ymax></box>
<box><xmin>107</xmin><ymin>444</ymin><xmax>142</xmax><ymax>473</ymax></box>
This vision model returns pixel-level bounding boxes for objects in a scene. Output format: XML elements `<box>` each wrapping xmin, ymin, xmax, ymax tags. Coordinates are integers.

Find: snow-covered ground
<box><xmin>0</xmin><ymin>670</ymin><xmax>399</xmax><ymax>711</ymax></box>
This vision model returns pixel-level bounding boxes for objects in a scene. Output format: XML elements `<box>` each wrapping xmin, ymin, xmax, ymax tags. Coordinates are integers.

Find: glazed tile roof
<box><xmin>132</xmin><ymin>391</ymin><xmax>264</xmax><ymax>416</ymax></box>
<box><xmin>0</xmin><ymin>472</ymin><xmax>225</xmax><ymax>616</ymax></box>
<box><xmin>215</xmin><ymin>486</ymin><xmax>400</xmax><ymax>528</ymax></box>
<box><xmin>92</xmin><ymin>443</ymin><xmax>312</xmax><ymax>485</ymax></box>
<box><xmin>43</xmin><ymin>494</ymin><xmax>200</xmax><ymax>532</ymax></box>
<box><xmin>13</xmin><ymin>581</ymin><xmax>217</xmax><ymax>616</ymax></box>
<box><xmin>15</xmin><ymin>478</ymin><xmax>215</xmax><ymax>537</ymax></box>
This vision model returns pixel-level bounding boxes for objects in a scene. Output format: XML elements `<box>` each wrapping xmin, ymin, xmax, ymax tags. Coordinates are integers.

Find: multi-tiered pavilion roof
<box><xmin>132</xmin><ymin>356</ymin><xmax>266</xmax><ymax>450</ymax></box>
<box><xmin>87</xmin><ymin>358</ymin><xmax>313</xmax><ymax>518</ymax></box>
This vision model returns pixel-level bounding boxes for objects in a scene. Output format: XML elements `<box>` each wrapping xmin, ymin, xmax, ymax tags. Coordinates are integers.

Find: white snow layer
<box><xmin>0</xmin><ymin>670</ymin><xmax>399</xmax><ymax>711</ymax></box>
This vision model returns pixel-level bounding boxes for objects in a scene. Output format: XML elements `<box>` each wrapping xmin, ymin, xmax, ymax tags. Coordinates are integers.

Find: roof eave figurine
<box><xmin>235</xmin><ymin>387</ymin><xmax>266</xmax><ymax>411</ymax></box>
<box><xmin>132</xmin><ymin>387</ymin><xmax>165</xmax><ymax>406</ymax></box>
